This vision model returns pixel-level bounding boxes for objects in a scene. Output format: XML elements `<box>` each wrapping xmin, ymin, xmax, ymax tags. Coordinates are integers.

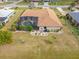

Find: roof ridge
<box><xmin>46</xmin><ymin>8</ymin><xmax>62</xmax><ymax>26</ymax></box>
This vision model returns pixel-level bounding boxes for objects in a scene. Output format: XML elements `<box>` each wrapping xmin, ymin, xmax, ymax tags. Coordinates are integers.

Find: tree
<box><xmin>75</xmin><ymin>0</ymin><xmax>79</xmax><ymax>3</ymax></box>
<box><xmin>28</xmin><ymin>2</ymin><xmax>35</xmax><ymax>9</ymax></box>
<box><xmin>23</xmin><ymin>0</ymin><xmax>31</xmax><ymax>3</ymax></box>
<box><xmin>68</xmin><ymin>0</ymin><xmax>79</xmax><ymax>11</ymax></box>
<box><xmin>38</xmin><ymin>0</ymin><xmax>44</xmax><ymax>5</ymax></box>
<box><xmin>0</xmin><ymin>30</ymin><xmax>12</xmax><ymax>45</ymax></box>
<box><xmin>0</xmin><ymin>24</ymin><xmax>3</xmax><ymax>29</ymax></box>
<box><xmin>68</xmin><ymin>2</ymin><xmax>76</xmax><ymax>11</ymax></box>
<box><xmin>23</xmin><ymin>0</ymin><xmax>35</xmax><ymax>8</ymax></box>
<box><xmin>11</xmin><ymin>24</ymin><xmax>17</xmax><ymax>31</ymax></box>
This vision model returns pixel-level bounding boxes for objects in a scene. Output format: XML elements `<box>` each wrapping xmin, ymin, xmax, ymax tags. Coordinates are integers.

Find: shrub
<box><xmin>26</xmin><ymin>25</ymin><xmax>33</xmax><ymax>31</ymax></box>
<box><xmin>44</xmin><ymin>36</ymin><xmax>56</xmax><ymax>44</ymax></box>
<box><xmin>18</xmin><ymin>25</ymin><xmax>33</xmax><ymax>31</ymax></box>
<box><xmin>38</xmin><ymin>1</ymin><xmax>44</xmax><ymax>5</ymax></box>
<box><xmin>72</xmin><ymin>27</ymin><xmax>79</xmax><ymax>35</ymax></box>
<box><xmin>0</xmin><ymin>24</ymin><xmax>3</xmax><ymax>29</ymax></box>
<box><xmin>0</xmin><ymin>30</ymin><xmax>12</xmax><ymax>45</ymax></box>
<box><xmin>18</xmin><ymin>25</ymin><xmax>25</xmax><ymax>30</ymax></box>
<box><xmin>11</xmin><ymin>24</ymin><xmax>17</xmax><ymax>31</ymax></box>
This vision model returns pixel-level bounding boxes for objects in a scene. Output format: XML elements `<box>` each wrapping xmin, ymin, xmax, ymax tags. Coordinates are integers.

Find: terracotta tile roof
<box><xmin>21</xmin><ymin>8</ymin><xmax>62</xmax><ymax>27</ymax></box>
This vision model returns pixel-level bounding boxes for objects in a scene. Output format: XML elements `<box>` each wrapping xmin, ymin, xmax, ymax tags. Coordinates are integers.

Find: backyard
<box><xmin>0</xmin><ymin>27</ymin><xmax>79</xmax><ymax>59</ymax></box>
<box><xmin>0</xmin><ymin>8</ymin><xmax>79</xmax><ymax>59</ymax></box>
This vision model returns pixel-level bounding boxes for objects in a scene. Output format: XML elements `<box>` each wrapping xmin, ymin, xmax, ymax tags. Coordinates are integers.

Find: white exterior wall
<box><xmin>47</xmin><ymin>26</ymin><xmax>61</xmax><ymax>31</ymax></box>
<box><xmin>39</xmin><ymin>27</ymin><xmax>44</xmax><ymax>32</ymax></box>
<box><xmin>39</xmin><ymin>26</ymin><xmax>61</xmax><ymax>32</ymax></box>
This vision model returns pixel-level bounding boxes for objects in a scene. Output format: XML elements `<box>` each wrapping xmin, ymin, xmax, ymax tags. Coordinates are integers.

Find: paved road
<box><xmin>16</xmin><ymin>5</ymin><xmax>79</xmax><ymax>8</ymax></box>
<box><xmin>0</xmin><ymin>5</ymin><xmax>70</xmax><ymax>8</ymax></box>
<box><xmin>0</xmin><ymin>1</ymin><xmax>79</xmax><ymax>8</ymax></box>
<box><xmin>0</xmin><ymin>0</ymin><xmax>22</xmax><ymax>8</ymax></box>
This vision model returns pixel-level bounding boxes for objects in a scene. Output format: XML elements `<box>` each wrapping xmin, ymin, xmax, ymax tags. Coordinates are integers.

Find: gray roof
<box><xmin>0</xmin><ymin>9</ymin><xmax>13</xmax><ymax>17</ymax></box>
<box><xmin>68</xmin><ymin>11</ymin><xmax>79</xmax><ymax>23</ymax></box>
<box><xmin>0</xmin><ymin>17</ymin><xmax>6</xmax><ymax>22</ymax></box>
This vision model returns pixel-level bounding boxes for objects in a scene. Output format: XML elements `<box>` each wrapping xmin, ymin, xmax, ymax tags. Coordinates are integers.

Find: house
<box><xmin>20</xmin><ymin>8</ymin><xmax>62</xmax><ymax>32</ymax></box>
<box><xmin>0</xmin><ymin>9</ymin><xmax>14</xmax><ymax>25</ymax></box>
<box><xmin>66</xmin><ymin>11</ymin><xmax>79</xmax><ymax>27</ymax></box>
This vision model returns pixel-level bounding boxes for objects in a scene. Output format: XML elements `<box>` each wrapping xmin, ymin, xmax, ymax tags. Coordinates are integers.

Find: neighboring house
<box><xmin>20</xmin><ymin>8</ymin><xmax>62</xmax><ymax>32</ymax></box>
<box><xmin>0</xmin><ymin>9</ymin><xmax>14</xmax><ymax>25</ymax></box>
<box><xmin>66</xmin><ymin>11</ymin><xmax>79</xmax><ymax>27</ymax></box>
